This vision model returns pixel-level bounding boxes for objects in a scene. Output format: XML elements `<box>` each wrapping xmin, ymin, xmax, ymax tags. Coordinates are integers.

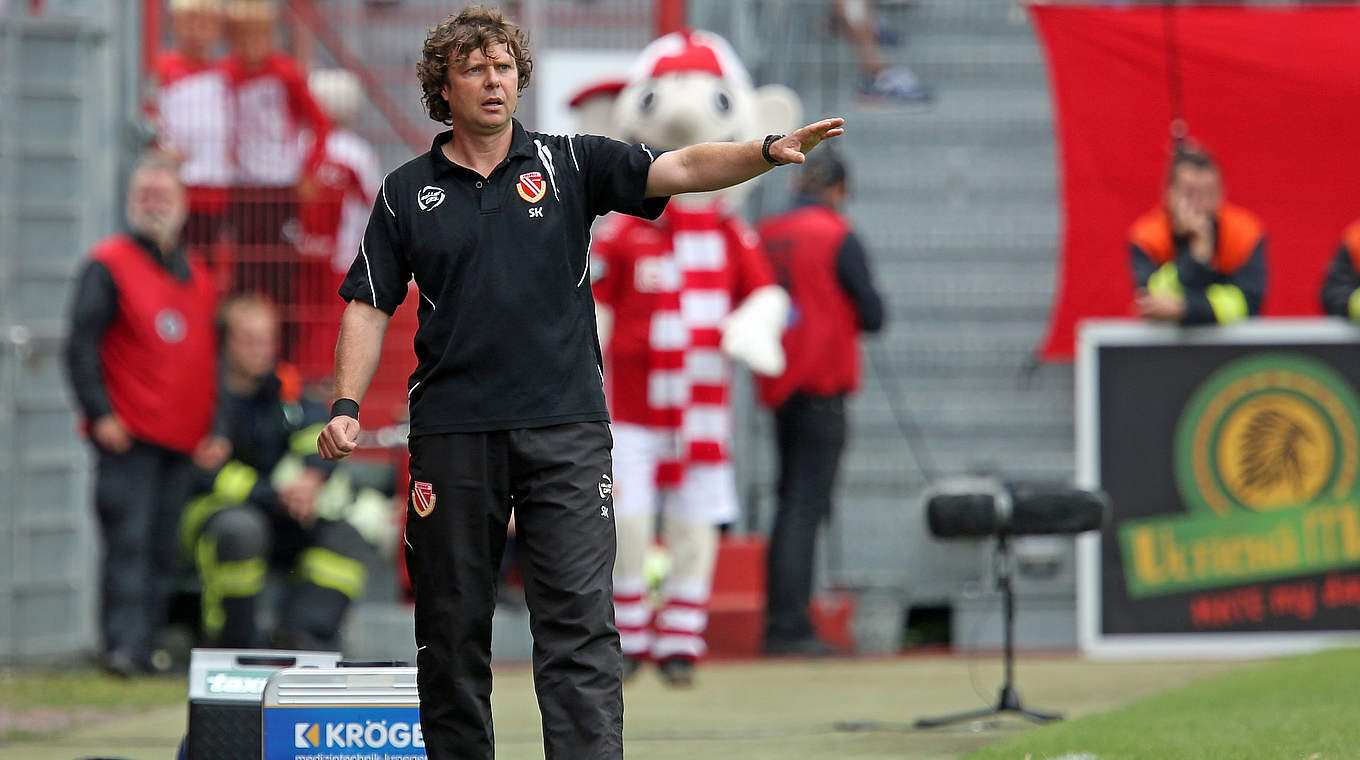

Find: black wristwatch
<box><xmin>762</xmin><ymin>134</ymin><xmax>786</xmax><ymax>166</ymax></box>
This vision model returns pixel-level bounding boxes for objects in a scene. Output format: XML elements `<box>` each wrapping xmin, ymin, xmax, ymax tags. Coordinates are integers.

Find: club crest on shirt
<box><xmin>412</xmin><ymin>480</ymin><xmax>437</xmax><ymax>517</ymax></box>
<box><xmin>516</xmin><ymin>172</ymin><xmax>546</xmax><ymax>204</ymax></box>
<box><xmin>417</xmin><ymin>185</ymin><xmax>445</xmax><ymax>211</ymax></box>
<box><xmin>155</xmin><ymin>307</ymin><xmax>187</xmax><ymax>343</ymax></box>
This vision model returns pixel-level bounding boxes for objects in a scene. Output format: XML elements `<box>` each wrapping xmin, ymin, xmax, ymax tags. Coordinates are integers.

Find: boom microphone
<box><xmin>926</xmin><ymin>481</ymin><xmax>1109</xmax><ymax>538</ymax></box>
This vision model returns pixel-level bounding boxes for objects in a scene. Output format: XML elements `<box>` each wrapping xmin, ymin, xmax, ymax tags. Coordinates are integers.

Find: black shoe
<box><xmin>100</xmin><ymin>650</ymin><xmax>140</xmax><ymax>679</ymax></box>
<box><xmin>621</xmin><ymin>655</ymin><xmax>644</xmax><ymax>682</ymax></box>
<box><xmin>763</xmin><ymin>635</ymin><xmax>836</xmax><ymax>657</ymax></box>
<box><xmin>657</xmin><ymin>656</ymin><xmax>695</xmax><ymax>688</ymax></box>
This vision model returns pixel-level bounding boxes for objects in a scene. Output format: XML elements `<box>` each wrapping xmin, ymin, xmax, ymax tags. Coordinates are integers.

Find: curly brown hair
<box><xmin>417</xmin><ymin>5</ymin><xmax>533</xmax><ymax>125</ymax></box>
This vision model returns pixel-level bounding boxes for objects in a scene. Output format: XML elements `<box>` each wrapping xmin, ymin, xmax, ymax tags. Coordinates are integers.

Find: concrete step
<box><xmin>845</xmin><ymin>145</ymin><xmax>1059</xmax><ymax>202</ymax></box>
<box><xmin>856</xmin><ymin>208</ymin><xmax>1059</xmax><ymax>252</ymax></box>
<box><xmin>885</xmin><ymin>0</ymin><xmax>1037</xmax><ymax>36</ymax></box>
<box><xmin>853</xmin><ymin>366</ymin><xmax>1073</xmax><ymax>395</ymax></box>
<box><xmin>877</xmin><ymin>256</ymin><xmax>1057</xmax><ymax>290</ymax></box>
<box><xmin>838</xmin><ymin>445</ymin><xmax>1076</xmax><ymax>485</ymax></box>
<box><xmin>778</xmin><ymin>33</ymin><xmax>1046</xmax><ymax>85</ymax></box>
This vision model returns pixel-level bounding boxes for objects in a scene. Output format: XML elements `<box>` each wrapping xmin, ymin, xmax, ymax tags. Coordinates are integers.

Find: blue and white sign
<box><xmin>263</xmin><ymin>706</ymin><xmax>426</xmax><ymax>759</ymax></box>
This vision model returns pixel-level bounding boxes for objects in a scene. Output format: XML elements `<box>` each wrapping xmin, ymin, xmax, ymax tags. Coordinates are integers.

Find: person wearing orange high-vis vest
<box><xmin>1129</xmin><ymin>148</ymin><xmax>1266</xmax><ymax>325</ymax></box>
<box><xmin>1320</xmin><ymin>220</ymin><xmax>1360</xmax><ymax>320</ymax></box>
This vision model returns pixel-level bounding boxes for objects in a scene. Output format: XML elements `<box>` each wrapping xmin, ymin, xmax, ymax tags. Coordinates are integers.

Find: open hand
<box><xmin>768</xmin><ymin>118</ymin><xmax>846</xmax><ymax>165</ymax></box>
<box><xmin>1167</xmin><ymin>193</ymin><xmax>1213</xmax><ymax>264</ymax></box>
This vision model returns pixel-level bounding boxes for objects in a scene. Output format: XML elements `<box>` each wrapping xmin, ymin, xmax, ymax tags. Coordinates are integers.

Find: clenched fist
<box><xmin>318</xmin><ymin>415</ymin><xmax>360</xmax><ymax>461</ymax></box>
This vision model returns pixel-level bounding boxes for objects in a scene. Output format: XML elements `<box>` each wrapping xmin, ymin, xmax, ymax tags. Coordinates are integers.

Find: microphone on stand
<box><xmin>925</xmin><ymin>481</ymin><xmax>1109</xmax><ymax>538</ymax></box>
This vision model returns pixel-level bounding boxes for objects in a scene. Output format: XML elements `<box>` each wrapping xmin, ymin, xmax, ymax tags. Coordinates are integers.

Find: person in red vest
<box><xmin>1319</xmin><ymin>221</ymin><xmax>1360</xmax><ymax>320</ymax></box>
<box><xmin>64</xmin><ymin>154</ymin><xmax>226</xmax><ymax>677</ymax></box>
<box><xmin>1129</xmin><ymin>147</ymin><xmax>1266</xmax><ymax>324</ymax></box>
<box><xmin>755</xmin><ymin>149</ymin><xmax>884</xmax><ymax>655</ymax></box>
<box><xmin>148</xmin><ymin>0</ymin><xmax>232</xmax><ymax>256</ymax></box>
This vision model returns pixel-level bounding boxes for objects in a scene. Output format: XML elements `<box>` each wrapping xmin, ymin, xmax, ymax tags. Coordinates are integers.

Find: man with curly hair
<box><xmin>316</xmin><ymin>5</ymin><xmax>843</xmax><ymax>758</ymax></box>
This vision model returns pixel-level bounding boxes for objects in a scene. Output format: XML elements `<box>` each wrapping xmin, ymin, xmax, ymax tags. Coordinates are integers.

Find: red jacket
<box><xmin>756</xmin><ymin>204</ymin><xmax>866</xmax><ymax>407</ymax></box>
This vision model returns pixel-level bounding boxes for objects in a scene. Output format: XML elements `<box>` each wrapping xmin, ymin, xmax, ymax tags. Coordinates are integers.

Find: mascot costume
<box><xmin>572</xmin><ymin>31</ymin><xmax>801</xmax><ymax>686</ymax></box>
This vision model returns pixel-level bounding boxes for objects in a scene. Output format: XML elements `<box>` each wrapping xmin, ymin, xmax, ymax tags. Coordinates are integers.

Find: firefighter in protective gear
<box><xmin>182</xmin><ymin>294</ymin><xmax>380</xmax><ymax>649</ymax></box>
<box><xmin>1129</xmin><ymin>146</ymin><xmax>1266</xmax><ymax>324</ymax></box>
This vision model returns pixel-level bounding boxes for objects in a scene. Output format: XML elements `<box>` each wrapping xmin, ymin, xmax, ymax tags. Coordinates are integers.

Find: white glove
<box><xmin>720</xmin><ymin>285</ymin><xmax>790</xmax><ymax>377</ymax></box>
<box><xmin>595</xmin><ymin>303</ymin><xmax>614</xmax><ymax>350</ymax></box>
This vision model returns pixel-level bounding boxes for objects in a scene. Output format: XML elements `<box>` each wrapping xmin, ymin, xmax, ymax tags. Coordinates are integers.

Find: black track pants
<box><xmin>405</xmin><ymin>421</ymin><xmax>621</xmax><ymax>760</ymax></box>
<box><xmin>93</xmin><ymin>440</ymin><xmax>194</xmax><ymax>665</ymax></box>
<box><xmin>765</xmin><ymin>393</ymin><xmax>847</xmax><ymax>643</ymax></box>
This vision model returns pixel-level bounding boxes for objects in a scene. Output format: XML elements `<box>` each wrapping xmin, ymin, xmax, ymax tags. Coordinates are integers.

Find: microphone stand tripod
<box><xmin>915</xmin><ymin>530</ymin><xmax>1062</xmax><ymax>728</ymax></box>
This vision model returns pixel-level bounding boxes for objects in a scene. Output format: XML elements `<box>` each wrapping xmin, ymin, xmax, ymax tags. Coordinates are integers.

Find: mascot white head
<box><xmin>574</xmin><ymin>30</ymin><xmax>802</xmax><ymax>209</ymax></box>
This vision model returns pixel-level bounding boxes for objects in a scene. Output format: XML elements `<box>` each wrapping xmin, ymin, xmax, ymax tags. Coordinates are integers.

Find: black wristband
<box><xmin>762</xmin><ymin>134</ymin><xmax>786</xmax><ymax>166</ymax></box>
<box><xmin>330</xmin><ymin>398</ymin><xmax>360</xmax><ymax>421</ymax></box>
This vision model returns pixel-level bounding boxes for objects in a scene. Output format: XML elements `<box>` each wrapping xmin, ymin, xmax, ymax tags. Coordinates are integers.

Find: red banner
<box><xmin>1032</xmin><ymin>5</ymin><xmax>1360</xmax><ymax>361</ymax></box>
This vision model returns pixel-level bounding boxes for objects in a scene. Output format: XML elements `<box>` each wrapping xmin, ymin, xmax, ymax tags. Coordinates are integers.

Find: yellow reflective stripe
<box><xmin>290</xmin><ymin>424</ymin><xmax>326</xmax><ymax>456</ymax></box>
<box><xmin>213</xmin><ymin>558</ymin><xmax>267</xmax><ymax>596</ymax></box>
<box><xmin>197</xmin><ymin>536</ymin><xmax>225</xmax><ymax>637</ymax></box>
<box><xmin>1146</xmin><ymin>262</ymin><xmax>1183</xmax><ymax>298</ymax></box>
<box><xmin>298</xmin><ymin>547</ymin><xmax>367</xmax><ymax>600</ymax></box>
<box><xmin>180</xmin><ymin>494</ymin><xmax>230</xmax><ymax>558</ymax></box>
<box><xmin>196</xmin><ymin>533</ymin><xmax>267</xmax><ymax>637</ymax></box>
<box><xmin>1348</xmin><ymin>289</ymin><xmax>1360</xmax><ymax>322</ymax></box>
<box><xmin>213</xmin><ymin>461</ymin><xmax>259</xmax><ymax>503</ymax></box>
<box><xmin>1206</xmin><ymin>283</ymin><xmax>1249</xmax><ymax>323</ymax></box>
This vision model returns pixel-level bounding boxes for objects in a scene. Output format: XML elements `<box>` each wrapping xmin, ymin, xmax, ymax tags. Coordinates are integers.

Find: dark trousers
<box><xmin>406</xmin><ymin>422</ymin><xmax>621</xmax><ymax>760</ymax></box>
<box><xmin>766</xmin><ymin>393</ymin><xmax>847</xmax><ymax>643</ymax></box>
<box><xmin>196</xmin><ymin>504</ymin><xmax>371</xmax><ymax>648</ymax></box>
<box><xmin>93</xmin><ymin>440</ymin><xmax>195</xmax><ymax>664</ymax></box>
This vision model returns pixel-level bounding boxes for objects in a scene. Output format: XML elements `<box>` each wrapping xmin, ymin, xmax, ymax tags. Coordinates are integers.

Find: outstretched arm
<box><xmin>644</xmin><ymin>118</ymin><xmax>845</xmax><ymax>198</ymax></box>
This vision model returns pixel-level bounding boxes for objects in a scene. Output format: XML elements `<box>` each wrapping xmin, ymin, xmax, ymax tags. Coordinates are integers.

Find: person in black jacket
<box><xmin>180</xmin><ymin>293</ymin><xmax>371</xmax><ymax>649</ymax></box>
<box><xmin>64</xmin><ymin>154</ymin><xmax>226</xmax><ymax>677</ymax></box>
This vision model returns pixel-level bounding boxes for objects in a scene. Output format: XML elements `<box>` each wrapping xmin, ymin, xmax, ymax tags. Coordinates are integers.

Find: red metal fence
<box><xmin>141</xmin><ymin>0</ymin><xmax>670</xmax><ymax>428</ymax></box>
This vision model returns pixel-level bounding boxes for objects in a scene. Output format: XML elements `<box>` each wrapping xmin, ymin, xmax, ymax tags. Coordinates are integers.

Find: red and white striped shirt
<box><xmin>592</xmin><ymin>204</ymin><xmax>774</xmax><ymax>485</ymax></box>
<box><xmin>222</xmin><ymin>52</ymin><xmax>329</xmax><ymax>187</ymax></box>
<box><xmin>295</xmin><ymin>128</ymin><xmax>382</xmax><ymax>273</ymax></box>
<box><xmin>151</xmin><ymin>51</ymin><xmax>232</xmax><ymax>211</ymax></box>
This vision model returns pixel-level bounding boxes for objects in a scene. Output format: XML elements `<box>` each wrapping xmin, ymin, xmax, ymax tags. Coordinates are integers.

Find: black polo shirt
<box><xmin>339</xmin><ymin>120</ymin><xmax>668</xmax><ymax>435</ymax></box>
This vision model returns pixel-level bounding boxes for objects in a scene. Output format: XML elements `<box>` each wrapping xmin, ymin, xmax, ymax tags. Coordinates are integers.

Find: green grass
<box><xmin>963</xmin><ymin>647</ymin><xmax>1360</xmax><ymax>760</ymax></box>
<box><xmin>0</xmin><ymin>668</ymin><xmax>185</xmax><ymax>710</ymax></box>
<box><xmin>0</xmin><ymin>668</ymin><xmax>185</xmax><ymax>741</ymax></box>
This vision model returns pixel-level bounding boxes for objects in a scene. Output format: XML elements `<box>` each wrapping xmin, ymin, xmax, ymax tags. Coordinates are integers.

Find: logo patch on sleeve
<box><xmin>412</xmin><ymin>481</ymin><xmax>437</xmax><ymax>517</ymax></box>
<box><xmin>516</xmin><ymin>172</ymin><xmax>546</xmax><ymax>204</ymax></box>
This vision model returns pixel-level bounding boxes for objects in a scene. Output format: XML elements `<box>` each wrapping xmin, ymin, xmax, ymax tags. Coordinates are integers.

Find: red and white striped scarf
<box><xmin>647</xmin><ymin>206</ymin><xmax>734</xmax><ymax>487</ymax></box>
